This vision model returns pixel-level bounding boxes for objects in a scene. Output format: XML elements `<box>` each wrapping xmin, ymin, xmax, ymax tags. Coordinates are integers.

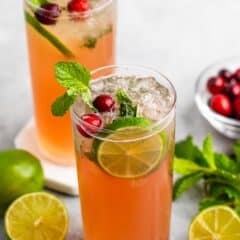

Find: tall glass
<box><xmin>23</xmin><ymin>0</ymin><xmax>116</xmax><ymax>165</ymax></box>
<box><xmin>71</xmin><ymin>66</ymin><xmax>176</xmax><ymax>240</ymax></box>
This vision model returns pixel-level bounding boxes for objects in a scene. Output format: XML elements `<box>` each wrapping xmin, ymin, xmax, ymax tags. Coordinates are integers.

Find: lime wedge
<box><xmin>189</xmin><ymin>206</ymin><xmax>240</xmax><ymax>240</ymax></box>
<box><xmin>92</xmin><ymin>117</ymin><xmax>166</xmax><ymax>178</ymax></box>
<box><xmin>5</xmin><ymin>192</ymin><xmax>69</xmax><ymax>240</ymax></box>
<box><xmin>25</xmin><ymin>11</ymin><xmax>74</xmax><ymax>58</ymax></box>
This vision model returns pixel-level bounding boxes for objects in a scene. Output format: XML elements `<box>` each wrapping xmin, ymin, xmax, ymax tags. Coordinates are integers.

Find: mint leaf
<box><xmin>55</xmin><ymin>62</ymin><xmax>91</xmax><ymax>89</ymax></box>
<box><xmin>215</xmin><ymin>153</ymin><xmax>238</xmax><ymax>174</ymax></box>
<box><xmin>174</xmin><ymin>158</ymin><xmax>212</xmax><ymax>175</ymax></box>
<box><xmin>233</xmin><ymin>141</ymin><xmax>240</xmax><ymax>170</ymax></box>
<box><xmin>84</xmin><ymin>37</ymin><xmax>97</xmax><ymax>49</ymax></box>
<box><xmin>51</xmin><ymin>93</ymin><xmax>76</xmax><ymax>116</ymax></box>
<box><xmin>175</xmin><ymin>136</ymin><xmax>208</xmax><ymax>167</ymax></box>
<box><xmin>224</xmin><ymin>186</ymin><xmax>240</xmax><ymax>200</ymax></box>
<box><xmin>199</xmin><ymin>197</ymin><xmax>226</xmax><ymax>211</ymax></box>
<box><xmin>52</xmin><ymin>62</ymin><xmax>95</xmax><ymax>116</ymax></box>
<box><xmin>173</xmin><ymin>172</ymin><xmax>204</xmax><ymax>200</ymax></box>
<box><xmin>202</xmin><ymin>135</ymin><xmax>216</xmax><ymax>169</ymax></box>
<box><xmin>116</xmin><ymin>89</ymin><xmax>137</xmax><ymax>117</ymax></box>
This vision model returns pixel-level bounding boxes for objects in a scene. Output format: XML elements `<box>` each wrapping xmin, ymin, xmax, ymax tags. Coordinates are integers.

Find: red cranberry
<box><xmin>234</xmin><ymin>68</ymin><xmax>240</xmax><ymax>82</ymax></box>
<box><xmin>233</xmin><ymin>97</ymin><xmax>240</xmax><ymax>119</ymax></box>
<box><xmin>35</xmin><ymin>3</ymin><xmax>61</xmax><ymax>25</ymax></box>
<box><xmin>207</xmin><ymin>76</ymin><xmax>226</xmax><ymax>94</ymax></box>
<box><xmin>218</xmin><ymin>69</ymin><xmax>232</xmax><ymax>81</ymax></box>
<box><xmin>68</xmin><ymin>0</ymin><xmax>90</xmax><ymax>12</ymax></box>
<box><xmin>225</xmin><ymin>83</ymin><xmax>240</xmax><ymax>99</ymax></box>
<box><xmin>210</xmin><ymin>94</ymin><xmax>232</xmax><ymax>117</ymax></box>
<box><xmin>77</xmin><ymin>113</ymin><xmax>102</xmax><ymax>138</ymax></box>
<box><xmin>93</xmin><ymin>95</ymin><xmax>115</xmax><ymax>113</ymax></box>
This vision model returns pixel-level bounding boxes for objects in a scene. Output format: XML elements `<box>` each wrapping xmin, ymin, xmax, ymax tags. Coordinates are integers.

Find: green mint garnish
<box><xmin>84</xmin><ymin>37</ymin><xmax>97</xmax><ymax>49</ymax></box>
<box><xmin>173</xmin><ymin>135</ymin><xmax>240</xmax><ymax>213</ymax></box>
<box><xmin>25</xmin><ymin>11</ymin><xmax>74</xmax><ymax>58</ymax></box>
<box><xmin>116</xmin><ymin>89</ymin><xmax>137</xmax><ymax>117</ymax></box>
<box><xmin>51</xmin><ymin>62</ymin><xmax>95</xmax><ymax>116</ymax></box>
<box><xmin>83</xmin><ymin>25</ymin><xmax>113</xmax><ymax>49</ymax></box>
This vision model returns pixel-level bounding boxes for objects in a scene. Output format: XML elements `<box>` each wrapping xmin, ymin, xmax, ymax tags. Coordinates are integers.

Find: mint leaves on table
<box><xmin>51</xmin><ymin>62</ymin><xmax>95</xmax><ymax>116</ymax></box>
<box><xmin>116</xmin><ymin>89</ymin><xmax>138</xmax><ymax>117</ymax></box>
<box><xmin>173</xmin><ymin>135</ymin><xmax>240</xmax><ymax>214</ymax></box>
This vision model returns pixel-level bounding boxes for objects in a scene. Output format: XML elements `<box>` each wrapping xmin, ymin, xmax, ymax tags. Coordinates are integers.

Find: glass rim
<box><xmin>71</xmin><ymin>65</ymin><xmax>177</xmax><ymax>142</ymax></box>
<box><xmin>25</xmin><ymin>0</ymin><xmax>114</xmax><ymax>16</ymax></box>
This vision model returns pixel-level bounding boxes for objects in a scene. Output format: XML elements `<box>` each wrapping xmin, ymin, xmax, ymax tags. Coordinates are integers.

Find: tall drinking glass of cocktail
<box><xmin>24</xmin><ymin>0</ymin><xmax>116</xmax><ymax>165</ymax></box>
<box><xmin>70</xmin><ymin>65</ymin><xmax>176</xmax><ymax>240</ymax></box>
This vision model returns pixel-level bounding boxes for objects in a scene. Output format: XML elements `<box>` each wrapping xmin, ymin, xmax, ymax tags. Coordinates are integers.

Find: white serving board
<box><xmin>14</xmin><ymin>119</ymin><xmax>79</xmax><ymax>196</ymax></box>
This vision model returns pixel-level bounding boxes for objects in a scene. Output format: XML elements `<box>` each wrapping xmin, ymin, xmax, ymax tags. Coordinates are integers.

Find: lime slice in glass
<box><xmin>92</xmin><ymin>117</ymin><xmax>166</xmax><ymax>178</ymax></box>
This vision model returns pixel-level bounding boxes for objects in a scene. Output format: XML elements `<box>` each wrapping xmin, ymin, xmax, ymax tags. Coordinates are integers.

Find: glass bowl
<box><xmin>195</xmin><ymin>57</ymin><xmax>240</xmax><ymax>139</ymax></box>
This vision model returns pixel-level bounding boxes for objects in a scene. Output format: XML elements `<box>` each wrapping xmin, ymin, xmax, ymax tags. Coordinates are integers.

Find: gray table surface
<box><xmin>0</xmin><ymin>0</ymin><xmax>239</xmax><ymax>239</ymax></box>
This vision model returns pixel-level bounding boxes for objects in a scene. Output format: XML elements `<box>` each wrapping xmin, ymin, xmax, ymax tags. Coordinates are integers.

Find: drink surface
<box><xmin>73</xmin><ymin>74</ymin><xmax>176</xmax><ymax>240</ymax></box>
<box><xmin>24</xmin><ymin>0</ymin><xmax>116</xmax><ymax>164</ymax></box>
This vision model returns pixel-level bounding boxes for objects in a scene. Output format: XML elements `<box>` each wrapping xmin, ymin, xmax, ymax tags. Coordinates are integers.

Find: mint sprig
<box><xmin>173</xmin><ymin>135</ymin><xmax>240</xmax><ymax>214</ymax></box>
<box><xmin>116</xmin><ymin>89</ymin><xmax>137</xmax><ymax>117</ymax></box>
<box><xmin>51</xmin><ymin>62</ymin><xmax>95</xmax><ymax>116</ymax></box>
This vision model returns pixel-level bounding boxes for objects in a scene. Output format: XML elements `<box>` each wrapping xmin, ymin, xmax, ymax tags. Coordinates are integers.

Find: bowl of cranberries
<box><xmin>195</xmin><ymin>57</ymin><xmax>240</xmax><ymax>139</ymax></box>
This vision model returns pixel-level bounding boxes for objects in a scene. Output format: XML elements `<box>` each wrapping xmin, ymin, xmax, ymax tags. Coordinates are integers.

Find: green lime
<box><xmin>5</xmin><ymin>192</ymin><xmax>69</xmax><ymax>240</ymax></box>
<box><xmin>0</xmin><ymin>150</ymin><xmax>44</xmax><ymax>216</ymax></box>
<box><xmin>91</xmin><ymin>117</ymin><xmax>166</xmax><ymax>178</ymax></box>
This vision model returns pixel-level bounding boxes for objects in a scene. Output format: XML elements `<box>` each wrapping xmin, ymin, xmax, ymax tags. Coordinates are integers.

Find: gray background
<box><xmin>0</xmin><ymin>0</ymin><xmax>239</xmax><ymax>239</ymax></box>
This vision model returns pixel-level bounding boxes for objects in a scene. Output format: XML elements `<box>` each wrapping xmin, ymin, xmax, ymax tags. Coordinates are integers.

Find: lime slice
<box><xmin>92</xmin><ymin>117</ymin><xmax>166</xmax><ymax>178</ymax></box>
<box><xmin>25</xmin><ymin>11</ymin><xmax>74</xmax><ymax>58</ymax></box>
<box><xmin>5</xmin><ymin>192</ymin><xmax>69</xmax><ymax>240</ymax></box>
<box><xmin>189</xmin><ymin>206</ymin><xmax>240</xmax><ymax>240</ymax></box>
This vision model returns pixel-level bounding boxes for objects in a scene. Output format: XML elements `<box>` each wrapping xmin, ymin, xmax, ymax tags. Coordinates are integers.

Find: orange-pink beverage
<box><xmin>71</xmin><ymin>66</ymin><xmax>176</xmax><ymax>240</ymax></box>
<box><xmin>24</xmin><ymin>0</ymin><xmax>116</xmax><ymax>165</ymax></box>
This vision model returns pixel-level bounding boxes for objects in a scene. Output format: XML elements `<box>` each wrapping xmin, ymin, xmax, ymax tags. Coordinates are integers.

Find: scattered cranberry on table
<box><xmin>93</xmin><ymin>95</ymin><xmax>115</xmax><ymax>113</ymax></box>
<box><xmin>35</xmin><ymin>3</ymin><xmax>61</xmax><ymax>25</ymax></box>
<box><xmin>77</xmin><ymin>113</ymin><xmax>103</xmax><ymax>138</ymax></box>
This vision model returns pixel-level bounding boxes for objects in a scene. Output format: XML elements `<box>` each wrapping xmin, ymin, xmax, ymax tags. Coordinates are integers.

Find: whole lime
<box><xmin>0</xmin><ymin>149</ymin><xmax>44</xmax><ymax>216</ymax></box>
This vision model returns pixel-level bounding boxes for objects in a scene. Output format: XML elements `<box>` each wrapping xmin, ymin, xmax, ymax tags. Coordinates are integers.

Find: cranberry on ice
<box><xmin>68</xmin><ymin>0</ymin><xmax>90</xmax><ymax>12</ymax></box>
<box><xmin>93</xmin><ymin>95</ymin><xmax>115</xmax><ymax>113</ymax></box>
<box><xmin>35</xmin><ymin>3</ymin><xmax>61</xmax><ymax>25</ymax></box>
